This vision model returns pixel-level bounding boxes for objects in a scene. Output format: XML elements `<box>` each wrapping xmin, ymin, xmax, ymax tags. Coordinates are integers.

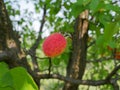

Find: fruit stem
<box><xmin>48</xmin><ymin>57</ymin><xmax>52</xmax><ymax>75</ymax></box>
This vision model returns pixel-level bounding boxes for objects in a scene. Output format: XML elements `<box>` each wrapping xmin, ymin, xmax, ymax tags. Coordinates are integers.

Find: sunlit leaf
<box><xmin>10</xmin><ymin>67</ymin><xmax>38</xmax><ymax>90</ymax></box>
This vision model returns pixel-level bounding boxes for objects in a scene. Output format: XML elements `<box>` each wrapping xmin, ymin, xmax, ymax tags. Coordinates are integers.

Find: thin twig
<box><xmin>38</xmin><ymin>73</ymin><xmax>110</xmax><ymax>86</ymax></box>
<box><xmin>106</xmin><ymin>64</ymin><xmax>120</xmax><ymax>80</ymax></box>
<box><xmin>48</xmin><ymin>58</ymin><xmax>52</xmax><ymax>75</ymax></box>
<box><xmin>28</xmin><ymin>4</ymin><xmax>47</xmax><ymax>73</ymax></box>
<box><xmin>36</xmin><ymin>64</ymin><xmax>120</xmax><ymax>86</ymax></box>
<box><xmin>29</xmin><ymin>4</ymin><xmax>46</xmax><ymax>51</ymax></box>
<box><xmin>87</xmin><ymin>40</ymin><xmax>95</xmax><ymax>48</ymax></box>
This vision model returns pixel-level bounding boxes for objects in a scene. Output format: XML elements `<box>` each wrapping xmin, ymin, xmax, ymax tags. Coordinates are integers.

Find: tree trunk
<box><xmin>0</xmin><ymin>0</ymin><xmax>20</xmax><ymax>63</ymax></box>
<box><xmin>63</xmin><ymin>10</ymin><xmax>89</xmax><ymax>90</ymax></box>
<box><xmin>0</xmin><ymin>0</ymin><xmax>40</xmax><ymax>88</ymax></box>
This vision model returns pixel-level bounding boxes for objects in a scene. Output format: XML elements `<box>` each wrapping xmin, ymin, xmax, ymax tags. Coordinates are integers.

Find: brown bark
<box><xmin>0</xmin><ymin>0</ymin><xmax>40</xmax><ymax>88</ymax></box>
<box><xmin>63</xmin><ymin>10</ymin><xmax>89</xmax><ymax>90</ymax></box>
<box><xmin>0</xmin><ymin>0</ymin><xmax>20</xmax><ymax>65</ymax></box>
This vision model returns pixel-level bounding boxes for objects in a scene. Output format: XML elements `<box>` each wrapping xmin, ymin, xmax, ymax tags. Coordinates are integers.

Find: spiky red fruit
<box><xmin>42</xmin><ymin>33</ymin><xmax>67</xmax><ymax>57</ymax></box>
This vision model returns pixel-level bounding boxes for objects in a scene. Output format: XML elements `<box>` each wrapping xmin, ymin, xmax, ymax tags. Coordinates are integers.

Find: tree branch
<box><xmin>37</xmin><ymin>64</ymin><xmax>120</xmax><ymax>87</ymax></box>
<box><xmin>0</xmin><ymin>48</ymin><xmax>31</xmax><ymax>72</ymax></box>
<box><xmin>28</xmin><ymin>4</ymin><xmax>46</xmax><ymax>73</ymax></box>
<box><xmin>26</xmin><ymin>5</ymin><xmax>47</xmax><ymax>88</ymax></box>
<box><xmin>0</xmin><ymin>48</ymin><xmax>40</xmax><ymax>86</ymax></box>
<box><xmin>0</xmin><ymin>51</ymin><xmax>9</xmax><ymax>61</ymax></box>
<box><xmin>48</xmin><ymin>58</ymin><xmax>52</xmax><ymax>75</ymax></box>
<box><xmin>38</xmin><ymin>74</ymin><xmax>110</xmax><ymax>86</ymax></box>
<box><xmin>111</xmin><ymin>77</ymin><xmax>120</xmax><ymax>90</ymax></box>
<box><xmin>0</xmin><ymin>48</ymin><xmax>20</xmax><ymax>66</ymax></box>
<box><xmin>105</xmin><ymin>64</ymin><xmax>120</xmax><ymax>80</ymax></box>
<box><xmin>1</xmin><ymin>49</ymin><xmax>119</xmax><ymax>87</ymax></box>
<box><xmin>87</xmin><ymin>40</ymin><xmax>95</xmax><ymax>48</ymax></box>
<box><xmin>64</xmin><ymin>9</ymin><xmax>89</xmax><ymax>90</ymax></box>
<box><xmin>29</xmin><ymin>4</ymin><xmax>46</xmax><ymax>51</ymax></box>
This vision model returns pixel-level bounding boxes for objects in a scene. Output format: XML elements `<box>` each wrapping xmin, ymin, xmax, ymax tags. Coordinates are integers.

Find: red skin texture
<box><xmin>42</xmin><ymin>33</ymin><xmax>67</xmax><ymax>57</ymax></box>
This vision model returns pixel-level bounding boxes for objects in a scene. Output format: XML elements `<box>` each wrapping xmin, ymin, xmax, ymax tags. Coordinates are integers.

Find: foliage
<box><xmin>0</xmin><ymin>62</ymin><xmax>38</xmax><ymax>90</ymax></box>
<box><xmin>3</xmin><ymin>0</ymin><xmax>120</xmax><ymax>90</ymax></box>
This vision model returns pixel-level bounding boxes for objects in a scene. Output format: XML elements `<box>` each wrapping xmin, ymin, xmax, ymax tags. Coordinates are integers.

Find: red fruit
<box><xmin>42</xmin><ymin>33</ymin><xmax>67</xmax><ymax>57</ymax></box>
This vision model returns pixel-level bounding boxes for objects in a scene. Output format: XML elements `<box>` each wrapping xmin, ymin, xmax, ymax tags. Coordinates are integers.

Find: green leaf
<box><xmin>71</xmin><ymin>2</ymin><xmax>85</xmax><ymax>17</ymax></box>
<box><xmin>52</xmin><ymin>57</ymin><xmax>61</xmax><ymax>65</ymax></box>
<box><xmin>108</xmin><ymin>41</ymin><xmax>116</xmax><ymax>49</ymax></box>
<box><xmin>60</xmin><ymin>22</ymin><xmax>74</xmax><ymax>33</ymax></box>
<box><xmin>98</xmin><ymin>13</ymin><xmax>113</xmax><ymax>26</ymax></box>
<box><xmin>96</xmin><ymin>35</ymin><xmax>105</xmax><ymax>47</ymax></box>
<box><xmin>89</xmin><ymin>0</ymin><xmax>100</xmax><ymax>13</ymax></box>
<box><xmin>105</xmin><ymin>4</ymin><xmax>120</xmax><ymax>13</ymax></box>
<box><xmin>73</xmin><ymin>0</ymin><xmax>92</xmax><ymax>6</ymax></box>
<box><xmin>0</xmin><ymin>62</ymin><xmax>9</xmax><ymax>78</ymax></box>
<box><xmin>95</xmin><ymin>35</ymin><xmax>106</xmax><ymax>54</ymax></box>
<box><xmin>61</xmin><ymin>54</ymin><xmax>69</xmax><ymax>64</ymax></box>
<box><xmin>89</xmin><ymin>22</ymin><xmax>101</xmax><ymax>37</ymax></box>
<box><xmin>95</xmin><ymin>22</ymin><xmax>119</xmax><ymax>54</ymax></box>
<box><xmin>16</xmin><ymin>10</ymin><xmax>20</xmax><ymax>15</ymax></box>
<box><xmin>0</xmin><ymin>62</ymin><xmax>14</xmax><ymax>90</ymax></box>
<box><xmin>98</xmin><ymin>13</ymin><xmax>108</xmax><ymax>26</ymax></box>
<box><xmin>0</xmin><ymin>87</ymin><xmax>13</xmax><ymax>90</ymax></box>
<box><xmin>0</xmin><ymin>72</ymin><xmax>14</xmax><ymax>89</ymax></box>
<box><xmin>7</xmin><ymin>5</ymin><xmax>12</xmax><ymax>10</ymax></box>
<box><xmin>10</xmin><ymin>67</ymin><xmax>38</xmax><ymax>90</ymax></box>
<box><xmin>0</xmin><ymin>65</ymin><xmax>38</xmax><ymax>90</ymax></box>
<box><xmin>82</xmin><ymin>0</ymin><xmax>92</xmax><ymax>6</ymax></box>
<box><xmin>76</xmin><ymin>0</ymin><xmax>84</xmax><ymax>5</ymax></box>
<box><xmin>39</xmin><ymin>59</ymin><xmax>49</xmax><ymax>70</ymax></box>
<box><xmin>103</xmin><ymin>22</ymin><xmax>119</xmax><ymax>42</ymax></box>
